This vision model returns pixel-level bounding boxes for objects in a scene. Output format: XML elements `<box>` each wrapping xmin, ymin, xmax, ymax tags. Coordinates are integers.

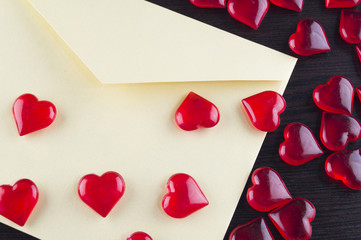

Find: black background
<box><xmin>2</xmin><ymin>0</ymin><xmax>361</xmax><ymax>239</ymax></box>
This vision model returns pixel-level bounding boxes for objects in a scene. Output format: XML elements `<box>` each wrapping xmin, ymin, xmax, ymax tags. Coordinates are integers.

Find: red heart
<box><xmin>326</xmin><ymin>0</ymin><xmax>361</xmax><ymax>8</ymax></box>
<box><xmin>313</xmin><ymin>76</ymin><xmax>354</xmax><ymax>115</ymax></box>
<box><xmin>229</xmin><ymin>217</ymin><xmax>274</xmax><ymax>240</ymax></box>
<box><xmin>270</xmin><ymin>0</ymin><xmax>304</xmax><ymax>12</ymax></box>
<box><xmin>13</xmin><ymin>93</ymin><xmax>56</xmax><ymax>136</ymax></box>
<box><xmin>289</xmin><ymin>19</ymin><xmax>331</xmax><ymax>56</ymax></box>
<box><xmin>162</xmin><ymin>173</ymin><xmax>208</xmax><ymax>218</ymax></box>
<box><xmin>0</xmin><ymin>179</ymin><xmax>39</xmax><ymax>227</ymax></box>
<box><xmin>320</xmin><ymin>112</ymin><xmax>361</xmax><ymax>151</ymax></box>
<box><xmin>175</xmin><ymin>92</ymin><xmax>220</xmax><ymax>131</ymax></box>
<box><xmin>78</xmin><ymin>171</ymin><xmax>125</xmax><ymax>217</ymax></box>
<box><xmin>247</xmin><ymin>167</ymin><xmax>292</xmax><ymax>212</ymax></box>
<box><xmin>127</xmin><ymin>232</ymin><xmax>153</xmax><ymax>240</ymax></box>
<box><xmin>269</xmin><ymin>198</ymin><xmax>315</xmax><ymax>240</ymax></box>
<box><xmin>325</xmin><ymin>149</ymin><xmax>361</xmax><ymax>190</ymax></box>
<box><xmin>242</xmin><ymin>91</ymin><xmax>286</xmax><ymax>132</ymax></box>
<box><xmin>227</xmin><ymin>0</ymin><xmax>269</xmax><ymax>30</ymax></box>
<box><xmin>279</xmin><ymin>123</ymin><xmax>323</xmax><ymax>166</ymax></box>
<box><xmin>189</xmin><ymin>0</ymin><xmax>226</xmax><ymax>8</ymax></box>
<box><xmin>340</xmin><ymin>10</ymin><xmax>361</xmax><ymax>44</ymax></box>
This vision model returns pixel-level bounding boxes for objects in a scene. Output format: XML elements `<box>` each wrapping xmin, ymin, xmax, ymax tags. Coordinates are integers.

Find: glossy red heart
<box><xmin>340</xmin><ymin>10</ymin><xmax>361</xmax><ymax>44</ymax></box>
<box><xmin>13</xmin><ymin>93</ymin><xmax>56</xmax><ymax>136</ymax></box>
<box><xmin>247</xmin><ymin>167</ymin><xmax>292</xmax><ymax>212</ymax></box>
<box><xmin>190</xmin><ymin>0</ymin><xmax>226</xmax><ymax>8</ymax></box>
<box><xmin>162</xmin><ymin>173</ymin><xmax>208</xmax><ymax>218</ymax></box>
<box><xmin>229</xmin><ymin>217</ymin><xmax>274</xmax><ymax>240</ymax></box>
<box><xmin>227</xmin><ymin>0</ymin><xmax>269</xmax><ymax>30</ymax></box>
<box><xmin>320</xmin><ymin>112</ymin><xmax>361</xmax><ymax>151</ymax></box>
<box><xmin>313</xmin><ymin>76</ymin><xmax>354</xmax><ymax>115</ymax></box>
<box><xmin>279</xmin><ymin>123</ymin><xmax>323</xmax><ymax>166</ymax></box>
<box><xmin>270</xmin><ymin>0</ymin><xmax>304</xmax><ymax>12</ymax></box>
<box><xmin>289</xmin><ymin>19</ymin><xmax>331</xmax><ymax>56</ymax></box>
<box><xmin>269</xmin><ymin>198</ymin><xmax>315</xmax><ymax>240</ymax></box>
<box><xmin>325</xmin><ymin>149</ymin><xmax>361</xmax><ymax>190</ymax></box>
<box><xmin>78</xmin><ymin>171</ymin><xmax>125</xmax><ymax>217</ymax></box>
<box><xmin>127</xmin><ymin>232</ymin><xmax>153</xmax><ymax>240</ymax></box>
<box><xmin>175</xmin><ymin>92</ymin><xmax>220</xmax><ymax>131</ymax></box>
<box><xmin>326</xmin><ymin>0</ymin><xmax>361</xmax><ymax>8</ymax></box>
<box><xmin>0</xmin><ymin>179</ymin><xmax>39</xmax><ymax>226</ymax></box>
<box><xmin>242</xmin><ymin>91</ymin><xmax>286</xmax><ymax>132</ymax></box>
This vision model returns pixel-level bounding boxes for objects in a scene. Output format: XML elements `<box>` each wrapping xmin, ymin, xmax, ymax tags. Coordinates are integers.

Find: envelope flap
<box><xmin>28</xmin><ymin>0</ymin><xmax>297</xmax><ymax>84</ymax></box>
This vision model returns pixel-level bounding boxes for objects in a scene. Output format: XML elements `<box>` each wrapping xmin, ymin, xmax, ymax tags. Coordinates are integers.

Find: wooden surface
<box><xmin>2</xmin><ymin>1</ymin><xmax>361</xmax><ymax>239</ymax></box>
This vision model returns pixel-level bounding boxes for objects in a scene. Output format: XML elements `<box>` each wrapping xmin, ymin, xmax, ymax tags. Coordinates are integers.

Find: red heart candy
<box><xmin>320</xmin><ymin>112</ymin><xmax>361</xmax><ymax>151</ymax></box>
<box><xmin>0</xmin><ymin>179</ymin><xmax>39</xmax><ymax>227</ymax></box>
<box><xmin>13</xmin><ymin>93</ymin><xmax>56</xmax><ymax>136</ymax></box>
<box><xmin>227</xmin><ymin>0</ymin><xmax>269</xmax><ymax>30</ymax></box>
<box><xmin>326</xmin><ymin>0</ymin><xmax>361</xmax><ymax>8</ymax></box>
<box><xmin>242</xmin><ymin>91</ymin><xmax>286</xmax><ymax>132</ymax></box>
<box><xmin>78</xmin><ymin>171</ymin><xmax>125</xmax><ymax>217</ymax></box>
<box><xmin>270</xmin><ymin>0</ymin><xmax>304</xmax><ymax>12</ymax></box>
<box><xmin>325</xmin><ymin>149</ymin><xmax>361</xmax><ymax>190</ymax></box>
<box><xmin>340</xmin><ymin>10</ymin><xmax>361</xmax><ymax>44</ymax></box>
<box><xmin>190</xmin><ymin>0</ymin><xmax>226</xmax><ymax>8</ymax></box>
<box><xmin>229</xmin><ymin>217</ymin><xmax>274</xmax><ymax>240</ymax></box>
<box><xmin>313</xmin><ymin>76</ymin><xmax>354</xmax><ymax>115</ymax></box>
<box><xmin>269</xmin><ymin>198</ymin><xmax>315</xmax><ymax>240</ymax></box>
<box><xmin>247</xmin><ymin>167</ymin><xmax>292</xmax><ymax>212</ymax></box>
<box><xmin>289</xmin><ymin>19</ymin><xmax>331</xmax><ymax>56</ymax></box>
<box><xmin>162</xmin><ymin>173</ymin><xmax>208</xmax><ymax>218</ymax></box>
<box><xmin>279</xmin><ymin>123</ymin><xmax>323</xmax><ymax>166</ymax></box>
<box><xmin>175</xmin><ymin>92</ymin><xmax>219</xmax><ymax>131</ymax></box>
<box><xmin>127</xmin><ymin>232</ymin><xmax>153</xmax><ymax>240</ymax></box>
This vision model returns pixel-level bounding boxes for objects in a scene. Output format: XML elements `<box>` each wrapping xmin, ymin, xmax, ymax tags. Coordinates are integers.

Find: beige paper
<box><xmin>0</xmin><ymin>0</ymin><xmax>296</xmax><ymax>240</ymax></box>
<box><xmin>27</xmin><ymin>0</ymin><xmax>296</xmax><ymax>84</ymax></box>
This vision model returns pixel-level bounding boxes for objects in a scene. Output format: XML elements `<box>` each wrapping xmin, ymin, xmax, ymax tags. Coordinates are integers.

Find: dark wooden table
<box><xmin>2</xmin><ymin>1</ymin><xmax>361</xmax><ymax>239</ymax></box>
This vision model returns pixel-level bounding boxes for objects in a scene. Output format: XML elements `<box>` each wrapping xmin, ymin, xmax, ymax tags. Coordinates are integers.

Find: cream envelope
<box><xmin>27</xmin><ymin>0</ymin><xmax>296</xmax><ymax>84</ymax></box>
<box><xmin>0</xmin><ymin>0</ymin><xmax>296</xmax><ymax>240</ymax></box>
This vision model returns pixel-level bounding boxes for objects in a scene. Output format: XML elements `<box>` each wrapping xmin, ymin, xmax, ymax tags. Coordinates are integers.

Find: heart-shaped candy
<box><xmin>269</xmin><ymin>198</ymin><xmax>315</xmax><ymax>240</ymax></box>
<box><xmin>340</xmin><ymin>10</ymin><xmax>361</xmax><ymax>44</ymax></box>
<box><xmin>227</xmin><ymin>0</ymin><xmax>269</xmax><ymax>30</ymax></box>
<box><xmin>127</xmin><ymin>232</ymin><xmax>153</xmax><ymax>240</ymax></box>
<box><xmin>242</xmin><ymin>91</ymin><xmax>286</xmax><ymax>132</ymax></box>
<box><xmin>13</xmin><ymin>93</ymin><xmax>56</xmax><ymax>136</ymax></box>
<box><xmin>289</xmin><ymin>19</ymin><xmax>331</xmax><ymax>56</ymax></box>
<box><xmin>190</xmin><ymin>0</ymin><xmax>226</xmax><ymax>8</ymax></box>
<box><xmin>270</xmin><ymin>0</ymin><xmax>304</xmax><ymax>12</ymax></box>
<box><xmin>247</xmin><ymin>167</ymin><xmax>292</xmax><ymax>212</ymax></box>
<box><xmin>0</xmin><ymin>179</ymin><xmax>39</xmax><ymax>226</ymax></box>
<box><xmin>313</xmin><ymin>76</ymin><xmax>354</xmax><ymax>115</ymax></box>
<box><xmin>326</xmin><ymin>0</ymin><xmax>361</xmax><ymax>8</ymax></box>
<box><xmin>175</xmin><ymin>92</ymin><xmax>220</xmax><ymax>131</ymax></box>
<box><xmin>229</xmin><ymin>217</ymin><xmax>274</xmax><ymax>240</ymax></box>
<box><xmin>325</xmin><ymin>149</ymin><xmax>361</xmax><ymax>190</ymax></box>
<box><xmin>279</xmin><ymin>123</ymin><xmax>323</xmax><ymax>166</ymax></box>
<box><xmin>162</xmin><ymin>173</ymin><xmax>208</xmax><ymax>218</ymax></box>
<box><xmin>320</xmin><ymin>112</ymin><xmax>361</xmax><ymax>151</ymax></box>
<box><xmin>78</xmin><ymin>171</ymin><xmax>125</xmax><ymax>217</ymax></box>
